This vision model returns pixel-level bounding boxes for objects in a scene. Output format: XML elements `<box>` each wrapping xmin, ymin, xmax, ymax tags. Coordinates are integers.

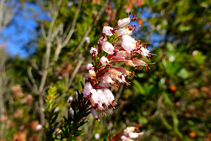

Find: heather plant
<box><xmin>1</xmin><ymin>0</ymin><xmax>211</xmax><ymax>140</ymax></box>
<box><xmin>43</xmin><ymin>14</ymin><xmax>155</xmax><ymax>140</ymax></box>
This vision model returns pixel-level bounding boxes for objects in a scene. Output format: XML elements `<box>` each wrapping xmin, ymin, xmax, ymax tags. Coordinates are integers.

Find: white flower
<box><xmin>86</xmin><ymin>63</ymin><xmax>94</xmax><ymax>70</ymax></box>
<box><xmin>69</xmin><ymin>108</ymin><xmax>74</xmax><ymax>117</ymax></box>
<box><xmin>121</xmin><ymin>40</ymin><xmax>135</xmax><ymax>53</ymax></box>
<box><xmin>124</xmin><ymin>127</ymin><xmax>135</xmax><ymax>135</ymax></box>
<box><xmin>97</xmin><ymin>89</ymin><xmax>109</xmax><ymax>106</ymax></box>
<box><xmin>117</xmin><ymin>29</ymin><xmax>126</xmax><ymax>36</ymax></box>
<box><xmin>121</xmin><ymin>135</ymin><xmax>127</xmax><ymax>141</ymax></box>
<box><xmin>89</xmin><ymin>70</ymin><xmax>96</xmax><ymax>79</ymax></box>
<box><xmin>90</xmin><ymin>47</ymin><xmax>98</xmax><ymax>55</ymax></box>
<box><xmin>95</xmin><ymin>133</ymin><xmax>100</xmax><ymax>140</ymax></box>
<box><xmin>102</xmin><ymin>26</ymin><xmax>113</xmax><ymax>36</ymax></box>
<box><xmin>85</xmin><ymin>36</ymin><xmax>90</xmax><ymax>43</ymax></box>
<box><xmin>140</xmin><ymin>47</ymin><xmax>149</xmax><ymax>56</ymax></box>
<box><xmin>83</xmin><ymin>82</ymin><xmax>93</xmax><ymax>98</ymax></box>
<box><xmin>90</xmin><ymin>89</ymin><xmax>99</xmax><ymax>107</ymax></box>
<box><xmin>91</xmin><ymin>108</ymin><xmax>99</xmax><ymax>120</ymax></box>
<box><xmin>67</xmin><ymin>96</ymin><xmax>73</xmax><ymax>103</ymax></box>
<box><xmin>35</xmin><ymin>124</ymin><xmax>42</xmax><ymax>131</ymax></box>
<box><xmin>102</xmin><ymin>42</ymin><xmax>114</xmax><ymax>54</ymax></box>
<box><xmin>103</xmin><ymin>88</ymin><xmax>115</xmax><ymax>104</ymax></box>
<box><xmin>118</xmin><ymin>18</ymin><xmax>131</xmax><ymax>27</ymax></box>
<box><xmin>122</xmin><ymin>35</ymin><xmax>136</xmax><ymax>42</ymax></box>
<box><xmin>129</xmin><ymin>133</ymin><xmax>139</xmax><ymax>139</ymax></box>
<box><xmin>98</xmin><ymin>36</ymin><xmax>106</xmax><ymax>44</ymax></box>
<box><xmin>100</xmin><ymin>56</ymin><xmax>109</xmax><ymax>66</ymax></box>
<box><xmin>117</xmin><ymin>28</ymin><xmax>132</xmax><ymax>36</ymax></box>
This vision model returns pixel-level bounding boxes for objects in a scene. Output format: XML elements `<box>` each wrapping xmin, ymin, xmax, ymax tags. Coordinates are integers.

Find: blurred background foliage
<box><xmin>0</xmin><ymin>0</ymin><xmax>211</xmax><ymax>140</ymax></box>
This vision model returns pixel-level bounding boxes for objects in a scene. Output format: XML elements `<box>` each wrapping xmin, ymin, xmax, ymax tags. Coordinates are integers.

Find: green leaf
<box><xmin>177</xmin><ymin>68</ymin><xmax>189</xmax><ymax>79</ymax></box>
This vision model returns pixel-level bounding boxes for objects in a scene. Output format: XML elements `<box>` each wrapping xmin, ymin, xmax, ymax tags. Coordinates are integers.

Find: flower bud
<box><xmin>83</xmin><ymin>82</ymin><xmax>93</xmax><ymax>98</ymax></box>
<box><xmin>102</xmin><ymin>26</ymin><xmax>113</xmax><ymax>36</ymax></box>
<box><xmin>69</xmin><ymin>108</ymin><xmax>74</xmax><ymax>117</ymax></box>
<box><xmin>35</xmin><ymin>124</ymin><xmax>42</xmax><ymax>131</ymax></box>
<box><xmin>90</xmin><ymin>47</ymin><xmax>98</xmax><ymax>55</ymax></box>
<box><xmin>67</xmin><ymin>96</ymin><xmax>73</xmax><ymax>103</ymax></box>
<box><xmin>86</xmin><ymin>63</ymin><xmax>94</xmax><ymax>70</ymax></box>
<box><xmin>118</xmin><ymin>18</ymin><xmax>131</xmax><ymax>27</ymax></box>
<box><xmin>100</xmin><ymin>56</ymin><xmax>109</xmax><ymax>66</ymax></box>
<box><xmin>91</xmin><ymin>108</ymin><xmax>99</xmax><ymax>121</ymax></box>
<box><xmin>102</xmin><ymin>42</ymin><xmax>114</xmax><ymax>54</ymax></box>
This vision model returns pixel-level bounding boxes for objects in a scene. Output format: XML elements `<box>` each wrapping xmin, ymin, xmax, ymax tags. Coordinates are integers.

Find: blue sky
<box><xmin>0</xmin><ymin>1</ymin><xmax>48</xmax><ymax>57</ymax></box>
<box><xmin>0</xmin><ymin>1</ymin><xmax>161</xmax><ymax>58</ymax></box>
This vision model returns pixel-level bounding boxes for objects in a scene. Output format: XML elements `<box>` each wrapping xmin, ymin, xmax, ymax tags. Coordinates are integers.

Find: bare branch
<box><xmin>25</xmin><ymin>78</ymin><xmax>35</xmax><ymax>92</ymax></box>
<box><xmin>61</xmin><ymin>0</ymin><xmax>82</xmax><ymax>47</ymax></box>
<box><xmin>67</xmin><ymin>58</ymin><xmax>84</xmax><ymax>89</ymax></box>
<box><xmin>27</xmin><ymin>67</ymin><xmax>38</xmax><ymax>92</ymax></box>
<box><xmin>30</xmin><ymin>61</ymin><xmax>43</xmax><ymax>75</ymax></box>
<box><xmin>72</xmin><ymin>0</ymin><xmax>109</xmax><ymax>55</ymax></box>
<box><xmin>41</xmin><ymin>24</ymin><xmax>47</xmax><ymax>39</ymax></box>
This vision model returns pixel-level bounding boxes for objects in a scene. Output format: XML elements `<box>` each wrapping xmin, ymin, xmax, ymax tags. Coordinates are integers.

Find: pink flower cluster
<box><xmin>83</xmin><ymin>14</ymin><xmax>155</xmax><ymax>119</ymax></box>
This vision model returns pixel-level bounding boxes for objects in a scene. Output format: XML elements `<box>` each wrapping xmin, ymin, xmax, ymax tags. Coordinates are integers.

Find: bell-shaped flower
<box><xmin>100</xmin><ymin>56</ymin><xmax>109</xmax><ymax>66</ymax></box>
<box><xmin>118</xmin><ymin>18</ymin><xmax>131</xmax><ymax>27</ymax></box>
<box><xmin>140</xmin><ymin>47</ymin><xmax>149</xmax><ymax>56</ymax></box>
<box><xmin>90</xmin><ymin>89</ymin><xmax>99</xmax><ymax>107</ymax></box>
<box><xmin>102</xmin><ymin>26</ymin><xmax>113</xmax><ymax>36</ymax></box>
<box><xmin>132</xmin><ymin>58</ymin><xmax>146</xmax><ymax>66</ymax></box>
<box><xmin>100</xmin><ymin>77</ymin><xmax>111</xmax><ymax>88</ymax></box>
<box><xmin>97</xmin><ymin>89</ymin><xmax>109</xmax><ymax>107</ymax></box>
<box><xmin>121</xmin><ymin>40</ymin><xmax>135</xmax><ymax>53</ymax></box>
<box><xmin>102</xmin><ymin>42</ymin><xmax>114</xmax><ymax>54</ymax></box>
<box><xmin>101</xmin><ymin>74</ymin><xmax>114</xmax><ymax>84</ymax></box>
<box><xmin>122</xmin><ymin>35</ymin><xmax>136</xmax><ymax>42</ymax></box>
<box><xmin>83</xmin><ymin>82</ymin><xmax>93</xmax><ymax>98</ymax></box>
<box><xmin>90</xmin><ymin>47</ymin><xmax>98</xmax><ymax>55</ymax></box>
<box><xmin>86</xmin><ymin>63</ymin><xmax>94</xmax><ymax>70</ymax></box>
<box><xmin>124</xmin><ymin>127</ymin><xmax>135</xmax><ymax>135</ymax></box>
<box><xmin>125</xmin><ymin>60</ymin><xmax>136</xmax><ymax>67</ymax></box>
<box><xmin>89</xmin><ymin>70</ymin><xmax>96</xmax><ymax>79</ymax></box>
<box><xmin>98</xmin><ymin>36</ymin><xmax>106</xmax><ymax>45</ymax></box>
<box><xmin>91</xmin><ymin>108</ymin><xmax>99</xmax><ymax>120</ymax></box>
<box><xmin>103</xmin><ymin>88</ymin><xmax>115</xmax><ymax>104</ymax></box>
<box><xmin>117</xmin><ymin>29</ymin><xmax>126</xmax><ymax>36</ymax></box>
<box><xmin>116</xmin><ymin>67</ymin><xmax>130</xmax><ymax>75</ymax></box>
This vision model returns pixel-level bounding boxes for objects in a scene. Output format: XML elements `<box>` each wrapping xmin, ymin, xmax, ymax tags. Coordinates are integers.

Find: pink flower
<box><xmin>117</xmin><ymin>28</ymin><xmax>132</xmax><ymax>36</ymax></box>
<box><xmin>116</xmin><ymin>67</ymin><xmax>130</xmax><ymax>75</ymax></box>
<box><xmin>121</xmin><ymin>40</ymin><xmax>135</xmax><ymax>53</ymax></box>
<box><xmin>89</xmin><ymin>70</ymin><xmax>96</xmax><ymax>79</ymax></box>
<box><xmin>100</xmin><ymin>77</ymin><xmax>111</xmax><ymax>88</ymax></box>
<box><xmin>102</xmin><ymin>42</ymin><xmax>114</xmax><ymax>54</ymax></box>
<box><xmin>90</xmin><ymin>47</ymin><xmax>98</xmax><ymax>55</ymax></box>
<box><xmin>91</xmin><ymin>108</ymin><xmax>99</xmax><ymax>120</ymax></box>
<box><xmin>100</xmin><ymin>56</ymin><xmax>109</xmax><ymax>66</ymax></box>
<box><xmin>103</xmin><ymin>88</ymin><xmax>115</xmax><ymax>105</ymax></box>
<box><xmin>102</xmin><ymin>26</ymin><xmax>113</xmax><ymax>36</ymax></box>
<box><xmin>97</xmin><ymin>89</ymin><xmax>109</xmax><ymax>107</ymax></box>
<box><xmin>140</xmin><ymin>47</ymin><xmax>149</xmax><ymax>56</ymax></box>
<box><xmin>83</xmin><ymin>82</ymin><xmax>93</xmax><ymax>98</ymax></box>
<box><xmin>122</xmin><ymin>35</ymin><xmax>136</xmax><ymax>42</ymax></box>
<box><xmin>90</xmin><ymin>89</ymin><xmax>99</xmax><ymax>107</ymax></box>
<box><xmin>118</xmin><ymin>18</ymin><xmax>131</xmax><ymax>27</ymax></box>
<box><xmin>125</xmin><ymin>60</ymin><xmax>136</xmax><ymax>66</ymax></box>
<box><xmin>115</xmin><ymin>51</ymin><xmax>130</xmax><ymax>58</ymax></box>
<box><xmin>117</xmin><ymin>29</ymin><xmax>126</xmax><ymax>36</ymax></box>
<box><xmin>86</xmin><ymin>63</ymin><xmax>94</xmax><ymax>70</ymax></box>
<box><xmin>132</xmin><ymin>58</ymin><xmax>146</xmax><ymax>66</ymax></box>
<box><xmin>98</xmin><ymin>36</ymin><xmax>106</xmax><ymax>45</ymax></box>
<box><xmin>101</xmin><ymin>74</ymin><xmax>114</xmax><ymax>84</ymax></box>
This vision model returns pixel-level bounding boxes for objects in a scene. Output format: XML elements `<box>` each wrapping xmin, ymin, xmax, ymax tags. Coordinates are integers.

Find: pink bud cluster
<box><xmin>83</xmin><ymin>14</ymin><xmax>155</xmax><ymax>119</ymax></box>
